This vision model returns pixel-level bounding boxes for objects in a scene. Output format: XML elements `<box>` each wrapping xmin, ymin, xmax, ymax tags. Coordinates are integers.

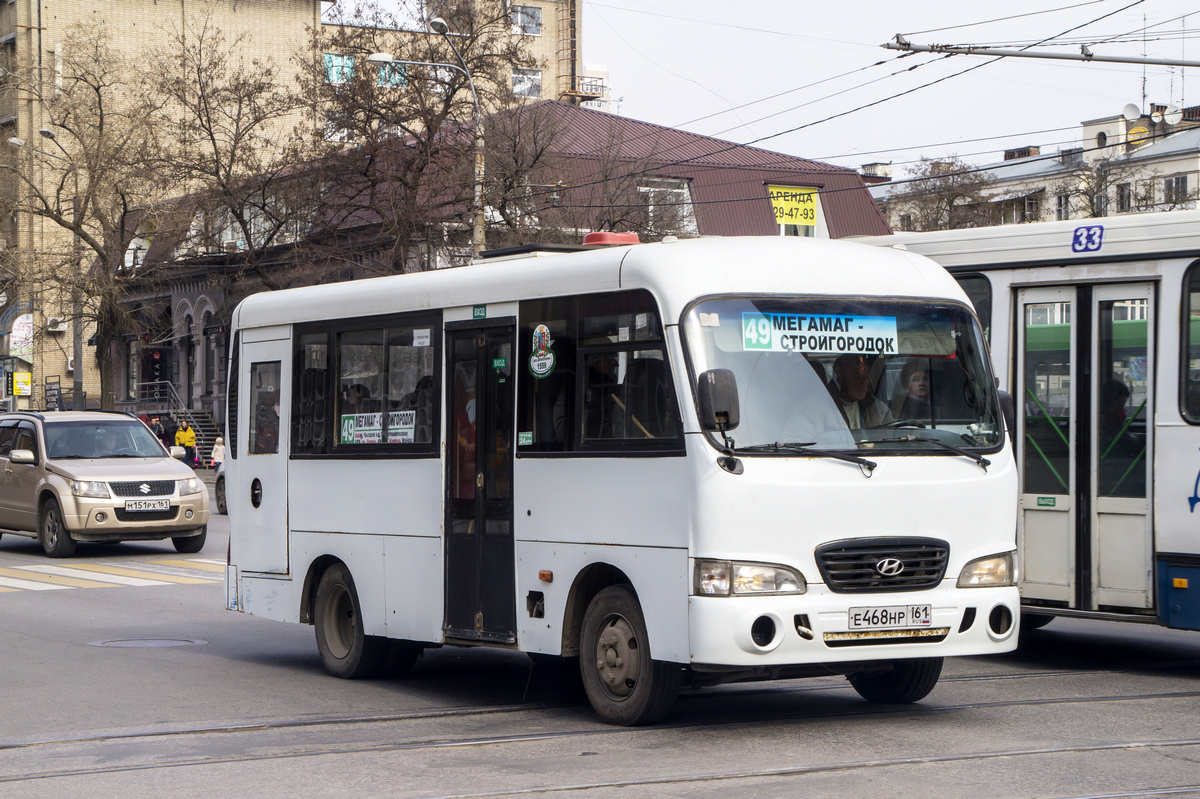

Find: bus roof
<box><xmin>852</xmin><ymin>209</ymin><xmax>1200</xmax><ymax>271</ymax></box>
<box><xmin>231</xmin><ymin>236</ymin><xmax>968</xmax><ymax>331</ymax></box>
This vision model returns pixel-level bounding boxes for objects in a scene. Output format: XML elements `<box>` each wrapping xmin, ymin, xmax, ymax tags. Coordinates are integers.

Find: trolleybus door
<box><xmin>444</xmin><ymin>324</ymin><xmax>517</xmax><ymax>643</ymax></box>
<box><xmin>1017</xmin><ymin>287</ymin><xmax>1077</xmax><ymax>605</ymax></box>
<box><xmin>1017</xmin><ymin>284</ymin><xmax>1155</xmax><ymax>612</ymax></box>
<box><xmin>237</xmin><ymin>331</ymin><xmax>290</xmax><ymax>574</ymax></box>
<box><xmin>1090</xmin><ymin>283</ymin><xmax>1153</xmax><ymax>611</ymax></box>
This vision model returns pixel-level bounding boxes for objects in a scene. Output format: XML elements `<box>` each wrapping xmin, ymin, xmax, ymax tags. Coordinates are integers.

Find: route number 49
<box><xmin>1072</xmin><ymin>225</ymin><xmax>1104</xmax><ymax>253</ymax></box>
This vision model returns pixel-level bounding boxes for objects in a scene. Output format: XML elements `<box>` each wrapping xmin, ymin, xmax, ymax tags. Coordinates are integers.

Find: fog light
<box><xmin>750</xmin><ymin>615</ymin><xmax>776</xmax><ymax>647</ymax></box>
<box><xmin>94</xmin><ymin>511</ymin><xmax>106</xmax><ymax>523</ymax></box>
<box><xmin>185</xmin><ymin>509</ymin><xmax>194</xmax><ymax>520</ymax></box>
<box><xmin>989</xmin><ymin>605</ymin><xmax>1013</xmax><ymax>636</ymax></box>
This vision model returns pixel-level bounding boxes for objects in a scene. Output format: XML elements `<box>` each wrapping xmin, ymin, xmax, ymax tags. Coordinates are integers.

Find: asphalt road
<box><xmin>2</xmin><ymin>493</ymin><xmax>1200</xmax><ymax>798</ymax></box>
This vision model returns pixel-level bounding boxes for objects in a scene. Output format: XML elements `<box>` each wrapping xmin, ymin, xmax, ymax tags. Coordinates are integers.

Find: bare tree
<box><xmin>300</xmin><ymin>0</ymin><xmax>538</xmax><ymax>272</ymax></box>
<box><xmin>0</xmin><ymin>26</ymin><xmax>172</xmax><ymax>407</ymax></box>
<box><xmin>1048</xmin><ymin>155</ymin><xmax>1159</xmax><ymax>218</ymax></box>
<box><xmin>145</xmin><ymin>15</ymin><xmax>323</xmax><ymax>295</ymax></box>
<box><xmin>886</xmin><ymin>156</ymin><xmax>998</xmax><ymax>231</ymax></box>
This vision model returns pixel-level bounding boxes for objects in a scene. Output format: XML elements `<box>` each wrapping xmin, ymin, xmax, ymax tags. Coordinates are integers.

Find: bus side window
<box><xmin>1184</xmin><ymin>262</ymin><xmax>1200</xmax><ymax>422</ymax></box>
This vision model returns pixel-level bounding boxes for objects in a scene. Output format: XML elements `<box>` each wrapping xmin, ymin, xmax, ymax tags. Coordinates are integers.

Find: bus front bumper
<box><xmin>687</xmin><ymin>583</ymin><xmax>1019</xmax><ymax>668</ymax></box>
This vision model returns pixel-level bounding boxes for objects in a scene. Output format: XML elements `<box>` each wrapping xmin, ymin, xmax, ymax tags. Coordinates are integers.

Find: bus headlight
<box><xmin>957</xmin><ymin>552</ymin><xmax>1014</xmax><ymax>587</ymax></box>
<box><xmin>177</xmin><ymin>478</ymin><xmax>202</xmax><ymax>496</ymax></box>
<box><xmin>694</xmin><ymin>560</ymin><xmax>806</xmax><ymax>596</ymax></box>
<box><xmin>72</xmin><ymin>480</ymin><xmax>109</xmax><ymax>498</ymax></box>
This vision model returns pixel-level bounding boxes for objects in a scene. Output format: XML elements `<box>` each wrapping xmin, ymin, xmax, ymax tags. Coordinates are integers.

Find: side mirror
<box><xmin>9</xmin><ymin>449</ymin><xmax>35</xmax><ymax>465</ymax></box>
<box><xmin>997</xmin><ymin>389</ymin><xmax>1015</xmax><ymax>446</ymax></box>
<box><xmin>696</xmin><ymin>369</ymin><xmax>740</xmax><ymax>431</ymax></box>
<box><xmin>169</xmin><ymin>445</ymin><xmax>187</xmax><ymax>460</ymax></box>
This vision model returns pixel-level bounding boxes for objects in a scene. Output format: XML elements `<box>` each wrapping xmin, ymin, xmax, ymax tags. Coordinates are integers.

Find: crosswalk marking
<box><xmin>150</xmin><ymin>559</ymin><xmax>225</xmax><ymax>574</ymax></box>
<box><xmin>18</xmin><ymin>564</ymin><xmax>171</xmax><ymax>587</ymax></box>
<box><xmin>0</xmin><ymin>557</ymin><xmax>222</xmax><ymax>593</ymax></box>
<box><xmin>0</xmin><ymin>566</ymin><xmax>116</xmax><ymax>589</ymax></box>
<box><xmin>0</xmin><ymin>574</ymin><xmax>73</xmax><ymax>591</ymax></box>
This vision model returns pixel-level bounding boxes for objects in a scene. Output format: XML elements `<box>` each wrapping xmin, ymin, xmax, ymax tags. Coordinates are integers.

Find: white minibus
<box><xmin>223</xmin><ymin>234</ymin><xmax>1020</xmax><ymax>725</ymax></box>
<box><xmin>863</xmin><ymin>210</ymin><xmax>1200</xmax><ymax>633</ymax></box>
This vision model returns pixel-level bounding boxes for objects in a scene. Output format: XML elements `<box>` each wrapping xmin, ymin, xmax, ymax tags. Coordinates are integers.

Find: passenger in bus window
<box><xmin>892</xmin><ymin>360</ymin><xmax>931</xmax><ymax>421</ymax></box>
<box><xmin>829</xmin><ymin>354</ymin><xmax>893</xmax><ymax>429</ymax></box>
<box><xmin>1098</xmin><ymin>379</ymin><xmax>1145</xmax><ymax>497</ymax></box>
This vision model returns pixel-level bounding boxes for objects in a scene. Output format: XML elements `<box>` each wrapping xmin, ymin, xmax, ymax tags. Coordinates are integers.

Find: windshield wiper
<box><xmin>876</xmin><ymin>436</ymin><xmax>990</xmax><ymax>470</ymax></box>
<box><xmin>736</xmin><ymin>442</ymin><xmax>877</xmax><ymax>472</ymax></box>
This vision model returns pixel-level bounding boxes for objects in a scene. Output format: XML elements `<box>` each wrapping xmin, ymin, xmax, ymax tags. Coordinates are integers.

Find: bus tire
<box><xmin>848</xmin><ymin>656</ymin><xmax>943</xmax><ymax>704</ymax></box>
<box><xmin>172</xmin><ymin>526</ymin><xmax>207</xmax><ymax>553</ymax></box>
<box><xmin>314</xmin><ymin>563</ymin><xmax>387</xmax><ymax>679</ymax></box>
<box><xmin>1021</xmin><ymin>612</ymin><xmax>1054</xmax><ymax>630</ymax></box>
<box><xmin>580</xmin><ymin>584</ymin><xmax>681</xmax><ymax>726</ymax></box>
<box><xmin>39</xmin><ymin>498</ymin><xmax>76</xmax><ymax>558</ymax></box>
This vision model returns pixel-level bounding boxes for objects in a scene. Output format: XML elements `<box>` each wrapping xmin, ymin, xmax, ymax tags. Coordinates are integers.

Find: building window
<box><xmin>511</xmin><ymin>5</ymin><xmax>542</xmax><ymax>35</ymax></box>
<box><xmin>899</xmin><ymin>214</ymin><xmax>914</xmax><ymax>232</ymax></box>
<box><xmin>1165</xmin><ymin>174</ymin><xmax>1190</xmax><ymax>206</ymax></box>
<box><xmin>637</xmin><ymin>177</ymin><xmax>698</xmax><ymax>235</ymax></box>
<box><xmin>1024</xmin><ymin>196</ymin><xmax>1040</xmax><ymax>222</ymax></box>
<box><xmin>1055</xmin><ymin>194</ymin><xmax>1070</xmax><ymax>221</ymax></box>
<box><xmin>324</xmin><ymin>53</ymin><xmax>354</xmax><ymax>85</ymax></box>
<box><xmin>512</xmin><ymin>68</ymin><xmax>541</xmax><ymax>98</ymax></box>
<box><xmin>376</xmin><ymin>62</ymin><xmax>406</xmax><ymax>88</ymax></box>
<box><xmin>1117</xmin><ymin>183</ymin><xmax>1132</xmax><ymax>213</ymax></box>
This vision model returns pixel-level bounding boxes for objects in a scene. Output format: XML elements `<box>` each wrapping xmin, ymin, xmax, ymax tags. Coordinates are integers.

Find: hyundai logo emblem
<box><xmin>139</xmin><ymin>483</ymin><xmax>152</xmax><ymax>495</ymax></box>
<box><xmin>876</xmin><ymin>558</ymin><xmax>905</xmax><ymax>577</ymax></box>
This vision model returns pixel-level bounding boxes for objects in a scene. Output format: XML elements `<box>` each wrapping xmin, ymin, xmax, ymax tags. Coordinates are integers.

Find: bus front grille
<box><xmin>815</xmin><ymin>537</ymin><xmax>949</xmax><ymax>593</ymax></box>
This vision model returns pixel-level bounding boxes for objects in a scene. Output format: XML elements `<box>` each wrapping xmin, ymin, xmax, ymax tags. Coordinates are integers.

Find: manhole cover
<box><xmin>88</xmin><ymin>639</ymin><xmax>207</xmax><ymax>648</ymax></box>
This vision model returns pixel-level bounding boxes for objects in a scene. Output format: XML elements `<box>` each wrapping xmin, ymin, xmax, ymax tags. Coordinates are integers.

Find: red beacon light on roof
<box><xmin>582</xmin><ymin>231</ymin><xmax>640</xmax><ymax>246</ymax></box>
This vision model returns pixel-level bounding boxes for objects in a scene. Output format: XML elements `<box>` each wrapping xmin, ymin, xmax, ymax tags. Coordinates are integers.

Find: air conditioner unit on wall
<box><xmin>66</xmin><ymin>357</ymin><xmax>74</xmax><ymax>373</ymax></box>
<box><xmin>46</xmin><ymin>317</ymin><xmax>67</xmax><ymax>334</ymax></box>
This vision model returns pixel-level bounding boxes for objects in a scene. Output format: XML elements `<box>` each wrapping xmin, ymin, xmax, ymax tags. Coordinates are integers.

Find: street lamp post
<box><xmin>7</xmin><ymin>131</ymin><xmax>85</xmax><ymax>410</ymax></box>
<box><xmin>367</xmin><ymin>16</ymin><xmax>486</xmax><ymax>257</ymax></box>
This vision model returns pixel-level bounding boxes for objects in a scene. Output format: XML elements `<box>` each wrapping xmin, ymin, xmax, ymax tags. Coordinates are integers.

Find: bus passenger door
<box><xmin>1017</xmin><ymin>284</ymin><xmax>1155</xmax><ymax>613</ymax></box>
<box><xmin>1017</xmin><ymin>287</ymin><xmax>1077</xmax><ymax>606</ymax></box>
<box><xmin>444</xmin><ymin>324</ymin><xmax>517</xmax><ymax>643</ymax></box>
<box><xmin>236</xmin><ymin>333</ymin><xmax>290</xmax><ymax>574</ymax></box>
<box><xmin>1090</xmin><ymin>284</ymin><xmax>1153</xmax><ymax>611</ymax></box>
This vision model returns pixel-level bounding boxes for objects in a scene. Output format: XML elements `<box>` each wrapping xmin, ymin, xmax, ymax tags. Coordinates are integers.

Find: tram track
<box><xmin>2</xmin><ymin>681</ymin><xmax>1200</xmax><ymax>787</ymax></box>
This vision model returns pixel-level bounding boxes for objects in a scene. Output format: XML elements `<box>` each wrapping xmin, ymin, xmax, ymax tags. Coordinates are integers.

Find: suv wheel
<box><xmin>172</xmin><ymin>525</ymin><xmax>207</xmax><ymax>553</ymax></box>
<box><xmin>40</xmin><ymin>498</ymin><xmax>77</xmax><ymax>558</ymax></box>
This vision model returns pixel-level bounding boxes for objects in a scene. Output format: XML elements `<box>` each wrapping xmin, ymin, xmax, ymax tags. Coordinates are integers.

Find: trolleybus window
<box><xmin>955</xmin><ymin>274</ymin><xmax>992</xmax><ymax>343</ymax></box>
<box><xmin>683</xmin><ymin>297</ymin><xmax>1002</xmax><ymax>453</ymax></box>
<box><xmin>1183</xmin><ymin>262</ymin><xmax>1200</xmax><ymax>422</ymax></box>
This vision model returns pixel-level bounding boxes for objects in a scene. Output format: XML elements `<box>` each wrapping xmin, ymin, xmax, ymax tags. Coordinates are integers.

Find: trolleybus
<box><xmin>863</xmin><ymin>210</ymin><xmax>1200</xmax><ymax>632</ymax></box>
<box><xmin>223</xmin><ymin>234</ymin><xmax>1020</xmax><ymax>724</ymax></box>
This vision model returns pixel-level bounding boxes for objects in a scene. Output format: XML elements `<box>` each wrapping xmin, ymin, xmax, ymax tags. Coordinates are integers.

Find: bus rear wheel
<box><xmin>314</xmin><ymin>563</ymin><xmax>387</xmax><ymax>679</ymax></box>
<box><xmin>580</xmin><ymin>584</ymin><xmax>681</xmax><ymax>726</ymax></box>
<box><xmin>848</xmin><ymin>657</ymin><xmax>943</xmax><ymax>704</ymax></box>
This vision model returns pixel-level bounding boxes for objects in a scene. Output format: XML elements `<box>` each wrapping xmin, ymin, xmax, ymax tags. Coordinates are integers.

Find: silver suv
<box><xmin>0</xmin><ymin>411</ymin><xmax>210</xmax><ymax>557</ymax></box>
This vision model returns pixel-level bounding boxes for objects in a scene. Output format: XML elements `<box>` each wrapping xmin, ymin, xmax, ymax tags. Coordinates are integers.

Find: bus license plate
<box><xmin>848</xmin><ymin>605</ymin><xmax>932</xmax><ymax>630</ymax></box>
<box><xmin>124</xmin><ymin>499</ymin><xmax>170</xmax><ymax>512</ymax></box>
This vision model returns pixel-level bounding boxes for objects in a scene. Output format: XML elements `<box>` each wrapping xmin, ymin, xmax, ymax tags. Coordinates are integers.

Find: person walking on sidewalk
<box><xmin>176</xmin><ymin>420</ymin><xmax>196</xmax><ymax>468</ymax></box>
<box><xmin>209</xmin><ymin>436</ymin><xmax>225</xmax><ymax>472</ymax></box>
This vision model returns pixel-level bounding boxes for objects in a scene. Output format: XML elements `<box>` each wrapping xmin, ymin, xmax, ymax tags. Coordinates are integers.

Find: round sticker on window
<box><xmin>529</xmin><ymin>323</ymin><xmax>556</xmax><ymax>378</ymax></box>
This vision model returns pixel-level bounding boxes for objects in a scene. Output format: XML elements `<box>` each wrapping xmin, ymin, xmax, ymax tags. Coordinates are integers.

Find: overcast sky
<box><xmin>580</xmin><ymin>0</ymin><xmax>1197</xmax><ymax>177</ymax></box>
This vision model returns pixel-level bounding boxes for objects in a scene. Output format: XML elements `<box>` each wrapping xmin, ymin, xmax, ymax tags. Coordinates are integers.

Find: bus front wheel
<box><xmin>848</xmin><ymin>656</ymin><xmax>943</xmax><ymax>704</ymax></box>
<box><xmin>314</xmin><ymin>563</ymin><xmax>388</xmax><ymax>679</ymax></box>
<box><xmin>580</xmin><ymin>584</ymin><xmax>681</xmax><ymax>726</ymax></box>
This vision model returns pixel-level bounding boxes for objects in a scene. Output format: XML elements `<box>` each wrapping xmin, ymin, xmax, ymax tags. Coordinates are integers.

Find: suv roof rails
<box><xmin>0</xmin><ymin>410</ymin><xmax>45</xmax><ymax>421</ymax></box>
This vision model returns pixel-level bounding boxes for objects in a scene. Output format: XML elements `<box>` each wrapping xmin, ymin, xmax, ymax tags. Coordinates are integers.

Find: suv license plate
<box><xmin>124</xmin><ymin>499</ymin><xmax>170</xmax><ymax>512</ymax></box>
<box><xmin>848</xmin><ymin>605</ymin><xmax>932</xmax><ymax>630</ymax></box>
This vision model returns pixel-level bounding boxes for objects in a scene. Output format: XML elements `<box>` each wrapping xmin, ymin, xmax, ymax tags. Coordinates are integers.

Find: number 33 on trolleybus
<box><xmin>223</xmin><ymin>234</ymin><xmax>1020</xmax><ymax>725</ymax></box>
<box><xmin>863</xmin><ymin>209</ymin><xmax>1200</xmax><ymax>636</ymax></box>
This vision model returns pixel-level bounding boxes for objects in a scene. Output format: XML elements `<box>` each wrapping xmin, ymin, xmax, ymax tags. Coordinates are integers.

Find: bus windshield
<box><xmin>683</xmin><ymin>297</ymin><xmax>1003</xmax><ymax>453</ymax></box>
